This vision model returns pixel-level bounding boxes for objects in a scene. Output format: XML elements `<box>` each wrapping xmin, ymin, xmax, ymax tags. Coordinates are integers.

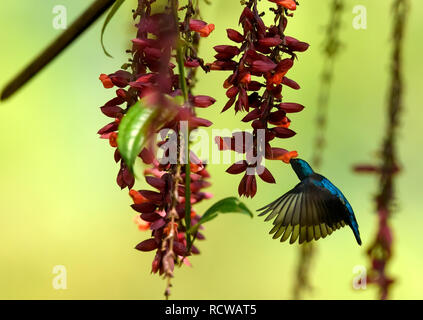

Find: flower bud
<box><xmin>189</xmin><ymin>19</ymin><xmax>215</xmax><ymax>37</ymax></box>
<box><xmin>268</xmin><ymin>0</ymin><xmax>297</xmax><ymax>11</ymax></box>
<box><xmin>278</xmin><ymin>102</ymin><xmax>305</xmax><ymax>113</ymax></box>
<box><xmin>226</xmin><ymin>28</ymin><xmax>244</xmax><ymax>43</ymax></box>
<box><xmin>226</xmin><ymin>86</ymin><xmax>239</xmax><ymax>99</ymax></box>
<box><xmin>192</xmin><ymin>95</ymin><xmax>216</xmax><ymax>108</ymax></box>
<box><xmin>284</xmin><ymin>36</ymin><xmax>310</xmax><ymax>52</ymax></box>
<box><xmin>135</xmin><ymin>239</ymin><xmax>158</xmax><ymax>252</ymax></box>
<box><xmin>251</xmin><ymin>60</ymin><xmax>277</xmax><ymax>73</ymax></box>
<box><xmin>258</xmin><ymin>37</ymin><xmax>283</xmax><ymax>47</ymax></box>
<box><xmin>99</xmin><ymin>74</ymin><xmax>113</xmax><ymax>89</ymax></box>
<box><xmin>272</xmin><ymin>127</ymin><xmax>296</xmax><ymax>138</ymax></box>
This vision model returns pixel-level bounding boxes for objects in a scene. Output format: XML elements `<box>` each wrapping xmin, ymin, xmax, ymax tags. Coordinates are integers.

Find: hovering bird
<box><xmin>257</xmin><ymin>158</ymin><xmax>361</xmax><ymax>245</ymax></box>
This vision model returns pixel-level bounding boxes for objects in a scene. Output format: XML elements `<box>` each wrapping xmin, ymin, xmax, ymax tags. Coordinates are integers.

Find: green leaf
<box><xmin>198</xmin><ymin>197</ymin><xmax>253</xmax><ymax>225</ymax></box>
<box><xmin>117</xmin><ymin>99</ymin><xmax>156</xmax><ymax>173</ymax></box>
<box><xmin>187</xmin><ymin>197</ymin><xmax>252</xmax><ymax>252</ymax></box>
<box><xmin>100</xmin><ymin>0</ymin><xmax>126</xmax><ymax>58</ymax></box>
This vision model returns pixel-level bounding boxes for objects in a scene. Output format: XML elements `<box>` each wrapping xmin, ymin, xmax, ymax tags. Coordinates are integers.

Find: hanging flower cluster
<box><xmin>97</xmin><ymin>0</ymin><xmax>215</xmax><ymax>297</ymax></box>
<box><xmin>131</xmin><ymin>147</ymin><xmax>212</xmax><ymax>272</ymax></box>
<box><xmin>210</xmin><ymin>0</ymin><xmax>307</xmax><ymax>198</ymax></box>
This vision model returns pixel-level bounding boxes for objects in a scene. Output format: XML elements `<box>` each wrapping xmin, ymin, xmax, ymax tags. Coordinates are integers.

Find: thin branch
<box><xmin>1</xmin><ymin>0</ymin><xmax>116</xmax><ymax>101</ymax></box>
<box><xmin>173</xmin><ymin>0</ymin><xmax>193</xmax><ymax>251</ymax></box>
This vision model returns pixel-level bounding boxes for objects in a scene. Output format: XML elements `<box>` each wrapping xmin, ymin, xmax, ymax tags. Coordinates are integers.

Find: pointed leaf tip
<box><xmin>198</xmin><ymin>197</ymin><xmax>253</xmax><ymax>225</ymax></box>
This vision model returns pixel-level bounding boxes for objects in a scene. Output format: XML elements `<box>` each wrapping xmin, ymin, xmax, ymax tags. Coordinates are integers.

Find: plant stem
<box><xmin>163</xmin><ymin>164</ymin><xmax>181</xmax><ymax>299</ymax></box>
<box><xmin>172</xmin><ymin>0</ymin><xmax>192</xmax><ymax>250</ymax></box>
<box><xmin>177</xmin><ymin>46</ymin><xmax>190</xmax><ymax>102</ymax></box>
<box><xmin>184</xmin><ymin>157</ymin><xmax>192</xmax><ymax>250</ymax></box>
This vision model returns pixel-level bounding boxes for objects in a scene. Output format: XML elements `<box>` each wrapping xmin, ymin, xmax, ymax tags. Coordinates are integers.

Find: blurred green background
<box><xmin>0</xmin><ymin>0</ymin><xmax>422</xmax><ymax>299</ymax></box>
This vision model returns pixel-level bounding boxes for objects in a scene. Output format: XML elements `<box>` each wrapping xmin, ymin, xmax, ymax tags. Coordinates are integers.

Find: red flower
<box><xmin>258</xmin><ymin>37</ymin><xmax>283</xmax><ymax>47</ymax></box>
<box><xmin>99</xmin><ymin>74</ymin><xmax>113</xmax><ymax>88</ymax></box>
<box><xmin>129</xmin><ymin>189</ymin><xmax>149</xmax><ymax>205</ymax></box>
<box><xmin>278</xmin><ymin>102</ymin><xmax>305</xmax><ymax>113</ymax></box>
<box><xmin>226</xmin><ymin>29</ymin><xmax>244</xmax><ymax>43</ymax></box>
<box><xmin>189</xmin><ymin>19</ymin><xmax>215</xmax><ymax>37</ymax></box>
<box><xmin>280</xmin><ymin>151</ymin><xmax>299</xmax><ymax>164</ymax></box>
<box><xmin>268</xmin><ymin>0</ymin><xmax>297</xmax><ymax>10</ymax></box>
<box><xmin>109</xmin><ymin>132</ymin><xmax>118</xmax><ymax>148</ymax></box>
<box><xmin>238</xmin><ymin>174</ymin><xmax>257</xmax><ymax>198</ymax></box>
<box><xmin>192</xmin><ymin>95</ymin><xmax>216</xmax><ymax>108</ymax></box>
<box><xmin>184</xmin><ymin>58</ymin><xmax>200</xmax><ymax>68</ymax></box>
<box><xmin>210</xmin><ymin>1</ymin><xmax>307</xmax><ymax>197</ymax></box>
<box><xmin>133</xmin><ymin>214</ymin><xmax>151</xmax><ymax>231</ymax></box>
<box><xmin>135</xmin><ymin>239</ymin><xmax>159</xmax><ymax>252</ymax></box>
<box><xmin>98</xmin><ymin>2</ymin><xmax>214</xmax><ymax>294</ymax></box>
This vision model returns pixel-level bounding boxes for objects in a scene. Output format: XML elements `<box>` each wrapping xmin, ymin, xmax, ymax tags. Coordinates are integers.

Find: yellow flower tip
<box><xmin>190</xmin><ymin>209</ymin><xmax>196</xmax><ymax>219</ymax></box>
<box><xmin>199</xmin><ymin>24</ymin><xmax>215</xmax><ymax>37</ymax></box>
<box><xmin>99</xmin><ymin>73</ymin><xmax>113</xmax><ymax>89</ymax></box>
<box><xmin>129</xmin><ymin>189</ymin><xmax>148</xmax><ymax>205</ymax></box>
<box><xmin>133</xmin><ymin>215</ymin><xmax>150</xmax><ymax>231</ymax></box>
<box><xmin>281</xmin><ymin>151</ymin><xmax>299</xmax><ymax>164</ymax></box>
<box><xmin>109</xmin><ymin>132</ymin><xmax>118</xmax><ymax>148</ymax></box>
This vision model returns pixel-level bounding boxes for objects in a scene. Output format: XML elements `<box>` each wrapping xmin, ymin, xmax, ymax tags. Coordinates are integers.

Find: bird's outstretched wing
<box><xmin>257</xmin><ymin>177</ymin><xmax>350</xmax><ymax>244</ymax></box>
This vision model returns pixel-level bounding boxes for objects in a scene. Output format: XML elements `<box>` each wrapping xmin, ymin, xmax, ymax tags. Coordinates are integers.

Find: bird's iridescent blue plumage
<box><xmin>258</xmin><ymin>158</ymin><xmax>362</xmax><ymax>245</ymax></box>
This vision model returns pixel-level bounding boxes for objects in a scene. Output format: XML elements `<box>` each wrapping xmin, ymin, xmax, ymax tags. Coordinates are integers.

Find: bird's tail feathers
<box><xmin>349</xmin><ymin>220</ymin><xmax>362</xmax><ymax>246</ymax></box>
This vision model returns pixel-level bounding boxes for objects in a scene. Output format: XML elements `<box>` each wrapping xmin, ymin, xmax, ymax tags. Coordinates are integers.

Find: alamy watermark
<box><xmin>352</xmin><ymin>265</ymin><xmax>367</xmax><ymax>290</ymax></box>
<box><xmin>52</xmin><ymin>265</ymin><xmax>67</xmax><ymax>290</ymax></box>
<box><xmin>352</xmin><ymin>5</ymin><xmax>367</xmax><ymax>30</ymax></box>
<box><xmin>52</xmin><ymin>5</ymin><xmax>67</xmax><ymax>30</ymax></box>
<box><xmin>155</xmin><ymin>121</ymin><xmax>267</xmax><ymax>175</ymax></box>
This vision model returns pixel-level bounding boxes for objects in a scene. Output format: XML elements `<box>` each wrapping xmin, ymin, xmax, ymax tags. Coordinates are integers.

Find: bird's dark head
<box><xmin>290</xmin><ymin>158</ymin><xmax>314</xmax><ymax>180</ymax></box>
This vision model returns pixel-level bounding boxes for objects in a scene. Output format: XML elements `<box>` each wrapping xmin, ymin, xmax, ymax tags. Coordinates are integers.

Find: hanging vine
<box><xmin>354</xmin><ymin>0</ymin><xmax>408</xmax><ymax>300</ymax></box>
<box><xmin>292</xmin><ymin>0</ymin><xmax>345</xmax><ymax>300</ymax></box>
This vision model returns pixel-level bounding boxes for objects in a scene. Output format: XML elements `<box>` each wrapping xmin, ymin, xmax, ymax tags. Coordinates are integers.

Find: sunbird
<box><xmin>257</xmin><ymin>158</ymin><xmax>362</xmax><ymax>245</ymax></box>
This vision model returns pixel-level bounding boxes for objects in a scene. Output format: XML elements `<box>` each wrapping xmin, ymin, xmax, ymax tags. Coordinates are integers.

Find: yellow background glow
<box><xmin>0</xmin><ymin>0</ymin><xmax>422</xmax><ymax>299</ymax></box>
